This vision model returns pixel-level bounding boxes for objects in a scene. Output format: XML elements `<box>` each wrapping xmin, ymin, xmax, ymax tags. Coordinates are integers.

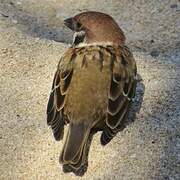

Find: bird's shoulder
<box><xmin>57</xmin><ymin>44</ymin><xmax>136</xmax><ymax>74</ymax></box>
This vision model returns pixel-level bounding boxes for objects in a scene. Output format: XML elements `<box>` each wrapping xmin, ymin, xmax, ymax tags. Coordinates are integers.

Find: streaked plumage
<box><xmin>47</xmin><ymin>11</ymin><xmax>137</xmax><ymax>175</ymax></box>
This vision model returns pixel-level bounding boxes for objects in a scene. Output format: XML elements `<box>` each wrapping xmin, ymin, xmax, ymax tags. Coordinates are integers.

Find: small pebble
<box><xmin>16</xmin><ymin>1</ymin><xmax>22</xmax><ymax>5</ymax></box>
<box><xmin>150</xmin><ymin>50</ymin><xmax>160</xmax><ymax>57</ymax></box>
<box><xmin>150</xmin><ymin>39</ymin><xmax>154</xmax><ymax>43</ymax></box>
<box><xmin>11</xmin><ymin>19</ymin><xmax>18</xmax><ymax>24</ymax></box>
<box><xmin>170</xmin><ymin>4</ymin><xmax>178</xmax><ymax>8</ymax></box>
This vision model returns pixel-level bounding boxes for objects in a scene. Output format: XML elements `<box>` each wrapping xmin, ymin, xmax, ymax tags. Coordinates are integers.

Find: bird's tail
<box><xmin>59</xmin><ymin>122</ymin><xmax>91</xmax><ymax>175</ymax></box>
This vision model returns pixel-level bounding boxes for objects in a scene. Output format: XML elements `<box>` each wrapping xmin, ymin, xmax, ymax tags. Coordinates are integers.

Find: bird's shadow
<box><xmin>62</xmin><ymin>75</ymin><xmax>145</xmax><ymax>176</ymax></box>
<box><xmin>125</xmin><ymin>74</ymin><xmax>145</xmax><ymax>126</ymax></box>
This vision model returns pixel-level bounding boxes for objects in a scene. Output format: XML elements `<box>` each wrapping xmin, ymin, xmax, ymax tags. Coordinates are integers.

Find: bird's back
<box><xmin>62</xmin><ymin>45</ymin><xmax>112</xmax><ymax>124</ymax></box>
<box><xmin>47</xmin><ymin>44</ymin><xmax>137</xmax><ymax>174</ymax></box>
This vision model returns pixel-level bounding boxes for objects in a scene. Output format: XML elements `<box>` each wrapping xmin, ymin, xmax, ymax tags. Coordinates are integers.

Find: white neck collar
<box><xmin>75</xmin><ymin>42</ymin><xmax>114</xmax><ymax>48</ymax></box>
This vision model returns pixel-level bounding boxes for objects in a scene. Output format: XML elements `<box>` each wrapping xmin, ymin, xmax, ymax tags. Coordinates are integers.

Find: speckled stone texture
<box><xmin>0</xmin><ymin>0</ymin><xmax>180</xmax><ymax>179</ymax></box>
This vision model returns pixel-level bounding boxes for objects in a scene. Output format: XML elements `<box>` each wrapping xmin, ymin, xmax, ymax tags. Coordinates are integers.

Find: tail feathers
<box><xmin>60</xmin><ymin>122</ymin><xmax>90</xmax><ymax>175</ymax></box>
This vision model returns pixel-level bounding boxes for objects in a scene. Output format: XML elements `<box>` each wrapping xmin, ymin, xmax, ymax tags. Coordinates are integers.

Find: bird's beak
<box><xmin>64</xmin><ymin>17</ymin><xmax>75</xmax><ymax>31</ymax></box>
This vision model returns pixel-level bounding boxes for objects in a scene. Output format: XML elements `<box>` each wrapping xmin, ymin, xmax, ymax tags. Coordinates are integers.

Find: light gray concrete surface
<box><xmin>0</xmin><ymin>0</ymin><xmax>180</xmax><ymax>179</ymax></box>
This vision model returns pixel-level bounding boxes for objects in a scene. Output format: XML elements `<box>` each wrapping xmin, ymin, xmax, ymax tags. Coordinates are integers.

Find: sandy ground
<box><xmin>0</xmin><ymin>0</ymin><xmax>180</xmax><ymax>179</ymax></box>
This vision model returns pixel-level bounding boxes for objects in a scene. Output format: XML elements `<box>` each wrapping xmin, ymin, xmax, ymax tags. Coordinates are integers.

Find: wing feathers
<box><xmin>47</xmin><ymin>51</ymin><xmax>76</xmax><ymax>141</ymax></box>
<box><xmin>107</xmin><ymin>100</ymin><xmax>129</xmax><ymax>129</ymax></box>
<box><xmin>106</xmin><ymin>46</ymin><xmax>136</xmax><ymax>129</ymax></box>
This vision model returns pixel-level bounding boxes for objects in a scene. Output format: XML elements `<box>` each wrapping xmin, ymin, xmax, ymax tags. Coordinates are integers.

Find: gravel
<box><xmin>0</xmin><ymin>0</ymin><xmax>180</xmax><ymax>179</ymax></box>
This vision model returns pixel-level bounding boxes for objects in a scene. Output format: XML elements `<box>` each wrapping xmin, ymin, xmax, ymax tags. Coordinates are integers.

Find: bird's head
<box><xmin>64</xmin><ymin>11</ymin><xmax>125</xmax><ymax>47</ymax></box>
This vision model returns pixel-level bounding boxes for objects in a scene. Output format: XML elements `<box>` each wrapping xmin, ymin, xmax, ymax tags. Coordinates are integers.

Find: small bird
<box><xmin>47</xmin><ymin>11</ymin><xmax>137</xmax><ymax>175</ymax></box>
